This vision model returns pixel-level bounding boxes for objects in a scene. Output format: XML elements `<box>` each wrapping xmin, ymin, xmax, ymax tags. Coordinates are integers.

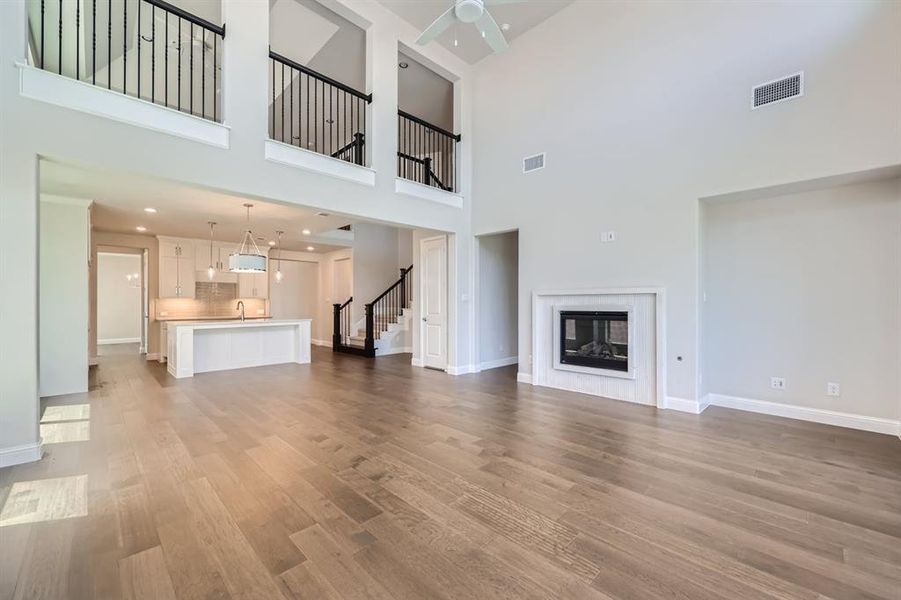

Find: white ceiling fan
<box><xmin>415</xmin><ymin>0</ymin><xmax>525</xmax><ymax>54</ymax></box>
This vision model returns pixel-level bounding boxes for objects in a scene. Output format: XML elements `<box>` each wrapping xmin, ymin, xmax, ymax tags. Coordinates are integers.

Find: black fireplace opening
<box><xmin>559</xmin><ymin>310</ymin><xmax>628</xmax><ymax>372</ymax></box>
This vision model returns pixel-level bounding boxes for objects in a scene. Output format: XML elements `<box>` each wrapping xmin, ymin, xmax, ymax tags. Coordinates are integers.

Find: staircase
<box><xmin>333</xmin><ymin>265</ymin><xmax>413</xmax><ymax>357</ymax></box>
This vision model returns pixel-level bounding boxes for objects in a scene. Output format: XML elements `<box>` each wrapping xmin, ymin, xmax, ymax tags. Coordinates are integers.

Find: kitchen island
<box><xmin>166</xmin><ymin>319</ymin><xmax>311</xmax><ymax>378</ymax></box>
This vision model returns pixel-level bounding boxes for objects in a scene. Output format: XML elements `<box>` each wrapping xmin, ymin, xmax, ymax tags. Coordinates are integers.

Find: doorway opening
<box><xmin>475</xmin><ymin>230</ymin><xmax>519</xmax><ymax>372</ymax></box>
<box><xmin>96</xmin><ymin>250</ymin><xmax>145</xmax><ymax>356</ymax></box>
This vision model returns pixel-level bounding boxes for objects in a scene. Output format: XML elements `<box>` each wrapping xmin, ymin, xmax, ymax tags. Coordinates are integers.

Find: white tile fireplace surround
<box><xmin>529</xmin><ymin>288</ymin><xmax>666</xmax><ymax>407</ymax></box>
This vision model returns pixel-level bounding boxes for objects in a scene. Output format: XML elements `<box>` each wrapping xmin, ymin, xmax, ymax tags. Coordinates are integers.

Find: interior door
<box><xmin>420</xmin><ymin>235</ymin><xmax>447</xmax><ymax>370</ymax></box>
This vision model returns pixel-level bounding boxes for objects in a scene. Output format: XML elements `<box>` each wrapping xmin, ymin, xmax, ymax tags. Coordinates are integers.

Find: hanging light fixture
<box><xmin>228</xmin><ymin>204</ymin><xmax>267</xmax><ymax>273</ymax></box>
<box><xmin>274</xmin><ymin>230</ymin><xmax>284</xmax><ymax>283</ymax></box>
<box><xmin>207</xmin><ymin>221</ymin><xmax>217</xmax><ymax>280</ymax></box>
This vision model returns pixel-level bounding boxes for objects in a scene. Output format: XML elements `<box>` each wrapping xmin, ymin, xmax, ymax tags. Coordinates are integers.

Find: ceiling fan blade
<box><xmin>484</xmin><ymin>0</ymin><xmax>527</xmax><ymax>5</ymax></box>
<box><xmin>416</xmin><ymin>6</ymin><xmax>457</xmax><ymax>46</ymax></box>
<box><xmin>475</xmin><ymin>10</ymin><xmax>509</xmax><ymax>53</ymax></box>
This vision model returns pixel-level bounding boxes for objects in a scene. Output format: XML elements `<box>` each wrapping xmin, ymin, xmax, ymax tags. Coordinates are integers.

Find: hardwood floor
<box><xmin>2</xmin><ymin>348</ymin><xmax>900</xmax><ymax>599</ymax></box>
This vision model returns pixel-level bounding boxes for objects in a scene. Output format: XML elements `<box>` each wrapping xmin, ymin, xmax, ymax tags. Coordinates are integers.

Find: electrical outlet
<box><xmin>770</xmin><ymin>377</ymin><xmax>786</xmax><ymax>390</ymax></box>
<box><xmin>827</xmin><ymin>382</ymin><xmax>840</xmax><ymax>397</ymax></box>
<box><xmin>601</xmin><ymin>231</ymin><xmax>616</xmax><ymax>243</ymax></box>
<box><xmin>159</xmin><ymin>311</ymin><xmax>169</xmax><ymax>317</ymax></box>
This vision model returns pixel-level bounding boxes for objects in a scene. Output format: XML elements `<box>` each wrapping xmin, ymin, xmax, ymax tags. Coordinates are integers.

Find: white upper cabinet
<box><xmin>158</xmin><ymin>238</ymin><xmax>196</xmax><ymax>298</ymax></box>
<box><xmin>193</xmin><ymin>240</ymin><xmax>238</xmax><ymax>283</ymax></box>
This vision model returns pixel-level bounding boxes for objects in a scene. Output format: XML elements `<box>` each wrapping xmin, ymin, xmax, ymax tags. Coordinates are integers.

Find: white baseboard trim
<box><xmin>447</xmin><ymin>364</ymin><xmax>475</xmax><ymax>376</ymax></box>
<box><xmin>411</xmin><ymin>358</ymin><xmax>424</xmax><ymax>367</ymax></box>
<box><xmin>312</xmin><ymin>339</ymin><xmax>333</xmax><ymax>348</ymax></box>
<box><xmin>0</xmin><ymin>440</ymin><xmax>43</xmax><ymax>468</ymax></box>
<box><xmin>145</xmin><ymin>352</ymin><xmax>160</xmax><ymax>361</ymax></box>
<box><xmin>98</xmin><ymin>337</ymin><xmax>141</xmax><ymax>345</ymax></box>
<box><xmin>378</xmin><ymin>346</ymin><xmax>412</xmax><ymax>357</ymax></box>
<box><xmin>474</xmin><ymin>356</ymin><xmax>519</xmax><ymax>372</ymax></box>
<box><xmin>665</xmin><ymin>396</ymin><xmax>709</xmax><ymax>414</ymax></box>
<box><xmin>516</xmin><ymin>372</ymin><xmax>533</xmax><ymax>384</ymax></box>
<box><xmin>707</xmin><ymin>393</ymin><xmax>901</xmax><ymax>436</ymax></box>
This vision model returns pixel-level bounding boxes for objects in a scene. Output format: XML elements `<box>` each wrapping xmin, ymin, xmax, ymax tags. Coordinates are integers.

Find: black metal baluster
<box><xmin>189</xmin><ymin>23</ymin><xmax>193</xmax><ymax>115</ymax></box>
<box><xmin>177</xmin><ymin>18</ymin><xmax>181</xmax><ymax>111</ymax></box>
<box><xmin>58</xmin><ymin>0</ymin><xmax>62</xmax><ymax>75</ymax></box>
<box><xmin>137</xmin><ymin>0</ymin><xmax>140</xmax><ymax>97</ymax></box>
<box><xmin>40</xmin><ymin>0</ymin><xmax>45</xmax><ymax>69</ymax></box>
<box><xmin>314</xmin><ymin>78</ymin><xmax>318</xmax><ymax>153</ymax></box>
<box><xmin>76</xmin><ymin>0</ymin><xmax>80</xmax><ymax>79</ymax></box>
<box><xmin>290</xmin><ymin>66</ymin><xmax>294</xmax><ymax>146</ymax></box>
<box><xmin>163</xmin><ymin>11</ymin><xmax>168</xmax><ymax>106</ymax></box>
<box><xmin>213</xmin><ymin>32</ymin><xmax>217</xmax><ymax>121</ymax></box>
<box><xmin>201</xmin><ymin>27</ymin><xmax>205</xmax><ymax>119</ymax></box>
<box><xmin>123</xmin><ymin>0</ymin><xmax>127</xmax><ymax>92</ymax></box>
<box><xmin>305</xmin><ymin>72</ymin><xmax>310</xmax><ymax>149</ymax></box>
<box><xmin>329</xmin><ymin>84</ymin><xmax>333</xmax><ymax>155</ymax></box>
<box><xmin>107</xmin><ymin>0</ymin><xmax>111</xmax><ymax>88</ymax></box>
<box><xmin>152</xmin><ymin>6</ymin><xmax>157</xmax><ymax>103</ymax></box>
<box><xmin>270</xmin><ymin>58</ymin><xmax>275</xmax><ymax>137</ymax></box>
<box><xmin>281</xmin><ymin>62</ymin><xmax>285</xmax><ymax>142</ymax></box>
<box><xmin>92</xmin><ymin>0</ymin><xmax>97</xmax><ymax>85</ymax></box>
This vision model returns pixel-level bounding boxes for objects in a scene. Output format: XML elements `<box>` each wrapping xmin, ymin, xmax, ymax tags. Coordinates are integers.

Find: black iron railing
<box><xmin>29</xmin><ymin>0</ymin><xmax>225</xmax><ymax>121</ymax></box>
<box><xmin>332</xmin><ymin>296</ymin><xmax>355</xmax><ymax>350</ymax></box>
<box><xmin>333</xmin><ymin>266</ymin><xmax>412</xmax><ymax>358</ymax></box>
<box><xmin>397</xmin><ymin>110</ymin><xmax>460</xmax><ymax>193</ymax></box>
<box><xmin>270</xmin><ymin>50</ymin><xmax>371</xmax><ymax>166</ymax></box>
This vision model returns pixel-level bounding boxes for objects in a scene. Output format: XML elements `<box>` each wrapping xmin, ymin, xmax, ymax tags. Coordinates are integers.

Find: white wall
<box><xmin>478</xmin><ymin>231</ymin><xmax>518</xmax><ymax>367</ymax></box>
<box><xmin>39</xmin><ymin>197</ymin><xmax>90</xmax><ymax>398</ymax></box>
<box><xmin>97</xmin><ymin>253</ymin><xmax>143</xmax><ymax>344</ymax></box>
<box><xmin>702</xmin><ymin>178</ymin><xmax>901</xmax><ymax>420</ymax></box>
<box><xmin>471</xmin><ymin>0</ymin><xmax>901</xmax><ymax>402</ymax></box>
<box><xmin>351</xmin><ymin>222</ymin><xmax>410</xmax><ymax>322</ymax></box>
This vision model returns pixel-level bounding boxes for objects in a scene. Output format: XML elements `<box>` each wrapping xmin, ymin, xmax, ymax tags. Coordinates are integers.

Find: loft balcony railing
<box><xmin>28</xmin><ymin>0</ymin><xmax>226</xmax><ymax>122</ymax></box>
<box><xmin>397</xmin><ymin>110</ymin><xmax>460</xmax><ymax>194</ymax></box>
<box><xmin>269</xmin><ymin>50</ymin><xmax>372</xmax><ymax>166</ymax></box>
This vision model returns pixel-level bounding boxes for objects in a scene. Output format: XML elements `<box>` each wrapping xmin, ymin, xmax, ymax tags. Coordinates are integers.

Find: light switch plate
<box><xmin>601</xmin><ymin>231</ymin><xmax>616</xmax><ymax>243</ymax></box>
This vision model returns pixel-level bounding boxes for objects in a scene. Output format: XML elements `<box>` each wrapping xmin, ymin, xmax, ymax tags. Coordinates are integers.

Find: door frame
<box><xmin>419</xmin><ymin>234</ymin><xmax>448</xmax><ymax>371</ymax></box>
<box><xmin>472</xmin><ymin>228</ymin><xmax>519</xmax><ymax>373</ymax></box>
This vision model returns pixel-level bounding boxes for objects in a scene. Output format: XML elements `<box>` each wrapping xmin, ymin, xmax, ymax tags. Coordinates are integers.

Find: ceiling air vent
<box><xmin>523</xmin><ymin>153</ymin><xmax>546</xmax><ymax>173</ymax></box>
<box><xmin>752</xmin><ymin>72</ymin><xmax>803</xmax><ymax>109</ymax></box>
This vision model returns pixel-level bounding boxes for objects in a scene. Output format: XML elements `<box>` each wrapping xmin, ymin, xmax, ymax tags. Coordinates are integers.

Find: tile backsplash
<box><xmin>155</xmin><ymin>283</ymin><xmax>267</xmax><ymax>319</ymax></box>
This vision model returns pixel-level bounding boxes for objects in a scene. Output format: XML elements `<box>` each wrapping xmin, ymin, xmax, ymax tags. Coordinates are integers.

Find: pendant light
<box><xmin>207</xmin><ymin>221</ymin><xmax>217</xmax><ymax>280</ymax></box>
<box><xmin>228</xmin><ymin>204</ymin><xmax>267</xmax><ymax>273</ymax></box>
<box><xmin>274</xmin><ymin>230</ymin><xmax>284</xmax><ymax>283</ymax></box>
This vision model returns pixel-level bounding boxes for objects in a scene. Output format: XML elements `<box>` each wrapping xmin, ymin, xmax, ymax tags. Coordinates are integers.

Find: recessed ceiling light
<box><xmin>268</xmin><ymin>240</ymin><xmax>276</xmax><ymax>246</ymax></box>
<box><xmin>399</xmin><ymin>61</ymin><xmax>409</xmax><ymax>69</ymax></box>
<box><xmin>301</xmin><ymin>228</ymin><xmax>311</xmax><ymax>235</ymax></box>
<box><xmin>306</xmin><ymin>246</ymin><xmax>315</xmax><ymax>251</ymax></box>
<box><xmin>501</xmin><ymin>23</ymin><xmax>510</xmax><ymax>31</ymax></box>
<box><xmin>143</xmin><ymin>207</ymin><xmax>157</xmax><ymax>213</ymax></box>
<box><xmin>135</xmin><ymin>226</ymin><xmax>147</xmax><ymax>232</ymax></box>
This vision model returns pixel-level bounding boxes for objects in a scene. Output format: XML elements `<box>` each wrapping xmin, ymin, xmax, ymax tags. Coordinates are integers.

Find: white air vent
<box><xmin>523</xmin><ymin>153</ymin><xmax>546</xmax><ymax>173</ymax></box>
<box><xmin>752</xmin><ymin>72</ymin><xmax>803</xmax><ymax>109</ymax></box>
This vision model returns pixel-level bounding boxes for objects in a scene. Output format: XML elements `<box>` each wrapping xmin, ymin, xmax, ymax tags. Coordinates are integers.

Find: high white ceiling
<box><xmin>378</xmin><ymin>0</ymin><xmax>574</xmax><ymax>64</ymax></box>
<box><xmin>40</xmin><ymin>160</ymin><xmax>355</xmax><ymax>253</ymax></box>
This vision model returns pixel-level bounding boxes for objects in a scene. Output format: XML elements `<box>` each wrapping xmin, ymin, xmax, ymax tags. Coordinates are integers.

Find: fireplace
<box><xmin>558</xmin><ymin>310</ymin><xmax>629</xmax><ymax>372</ymax></box>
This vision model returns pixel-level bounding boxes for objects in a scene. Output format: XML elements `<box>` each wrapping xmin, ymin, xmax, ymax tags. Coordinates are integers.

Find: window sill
<box><xmin>264</xmin><ymin>140</ymin><xmax>376</xmax><ymax>187</ymax></box>
<box><xmin>17</xmin><ymin>63</ymin><xmax>229</xmax><ymax>148</ymax></box>
<box><xmin>394</xmin><ymin>178</ymin><xmax>463</xmax><ymax>208</ymax></box>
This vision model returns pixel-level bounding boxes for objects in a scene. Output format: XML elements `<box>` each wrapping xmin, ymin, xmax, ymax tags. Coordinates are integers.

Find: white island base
<box><xmin>167</xmin><ymin>319</ymin><xmax>312</xmax><ymax>378</ymax></box>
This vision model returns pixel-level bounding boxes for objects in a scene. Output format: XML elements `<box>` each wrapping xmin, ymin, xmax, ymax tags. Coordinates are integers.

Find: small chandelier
<box><xmin>274</xmin><ymin>230</ymin><xmax>284</xmax><ymax>283</ymax></box>
<box><xmin>229</xmin><ymin>204</ymin><xmax>267</xmax><ymax>273</ymax></box>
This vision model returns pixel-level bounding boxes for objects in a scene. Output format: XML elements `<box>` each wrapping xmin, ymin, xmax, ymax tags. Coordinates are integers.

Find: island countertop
<box><xmin>166</xmin><ymin>318</ymin><xmax>310</xmax><ymax>330</ymax></box>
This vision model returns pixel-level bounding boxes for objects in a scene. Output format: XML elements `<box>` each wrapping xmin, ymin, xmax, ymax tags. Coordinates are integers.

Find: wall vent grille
<box><xmin>753</xmin><ymin>72</ymin><xmax>803</xmax><ymax>108</ymax></box>
<box><xmin>523</xmin><ymin>153</ymin><xmax>546</xmax><ymax>173</ymax></box>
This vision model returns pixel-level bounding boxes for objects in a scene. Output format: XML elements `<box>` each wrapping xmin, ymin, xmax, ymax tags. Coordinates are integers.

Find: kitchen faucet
<box><xmin>236</xmin><ymin>300</ymin><xmax>245</xmax><ymax>322</ymax></box>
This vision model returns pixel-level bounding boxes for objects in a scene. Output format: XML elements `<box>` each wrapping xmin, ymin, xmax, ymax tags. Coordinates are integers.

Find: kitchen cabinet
<box><xmin>158</xmin><ymin>237</ymin><xmax>195</xmax><ymax>298</ymax></box>
<box><xmin>238</xmin><ymin>267</ymin><xmax>269</xmax><ymax>299</ymax></box>
<box><xmin>194</xmin><ymin>241</ymin><xmax>238</xmax><ymax>283</ymax></box>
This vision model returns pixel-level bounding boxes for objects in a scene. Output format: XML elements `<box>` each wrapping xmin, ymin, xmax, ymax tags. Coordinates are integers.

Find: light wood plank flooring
<box><xmin>2</xmin><ymin>348</ymin><xmax>900</xmax><ymax>599</ymax></box>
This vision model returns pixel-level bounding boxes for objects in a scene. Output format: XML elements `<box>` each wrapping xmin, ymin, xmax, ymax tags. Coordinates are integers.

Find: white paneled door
<box><xmin>420</xmin><ymin>235</ymin><xmax>447</xmax><ymax>370</ymax></box>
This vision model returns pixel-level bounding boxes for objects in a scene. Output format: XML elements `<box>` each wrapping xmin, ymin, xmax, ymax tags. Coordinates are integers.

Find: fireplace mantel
<box><xmin>529</xmin><ymin>288</ymin><xmax>666</xmax><ymax>408</ymax></box>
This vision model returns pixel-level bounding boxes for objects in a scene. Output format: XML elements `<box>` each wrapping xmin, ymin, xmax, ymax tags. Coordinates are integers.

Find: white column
<box><xmin>0</xmin><ymin>0</ymin><xmax>42</xmax><ymax>467</ymax></box>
